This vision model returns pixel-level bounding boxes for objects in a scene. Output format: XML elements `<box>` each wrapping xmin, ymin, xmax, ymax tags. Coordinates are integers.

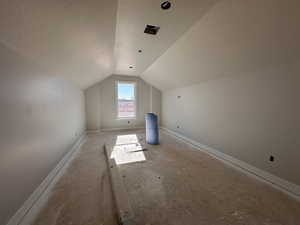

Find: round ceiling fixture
<box><xmin>161</xmin><ymin>1</ymin><xmax>171</xmax><ymax>10</ymax></box>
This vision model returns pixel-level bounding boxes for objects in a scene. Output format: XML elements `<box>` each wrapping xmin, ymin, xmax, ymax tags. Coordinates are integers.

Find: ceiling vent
<box><xmin>144</xmin><ymin>25</ymin><xmax>160</xmax><ymax>35</ymax></box>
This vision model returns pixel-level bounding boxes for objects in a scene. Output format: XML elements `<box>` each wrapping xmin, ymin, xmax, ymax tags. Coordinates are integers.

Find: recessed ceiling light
<box><xmin>161</xmin><ymin>1</ymin><xmax>171</xmax><ymax>10</ymax></box>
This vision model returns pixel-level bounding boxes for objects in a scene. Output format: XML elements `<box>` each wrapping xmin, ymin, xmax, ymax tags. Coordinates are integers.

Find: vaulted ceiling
<box><xmin>141</xmin><ymin>0</ymin><xmax>300</xmax><ymax>90</ymax></box>
<box><xmin>0</xmin><ymin>0</ymin><xmax>117</xmax><ymax>89</ymax></box>
<box><xmin>1</xmin><ymin>0</ymin><xmax>300</xmax><ymax>90</ymax></box>
<box><xmin>114</xmin><ymin>0</ymin><xmax>219</xmax><ymax>76</ymax></box>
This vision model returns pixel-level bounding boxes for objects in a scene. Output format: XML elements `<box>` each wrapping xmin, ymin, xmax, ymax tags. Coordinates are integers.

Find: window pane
<box><xmin>118</xmin><ymin>82</ymin><xmax>135</xmax><ymax>118</ymax></box>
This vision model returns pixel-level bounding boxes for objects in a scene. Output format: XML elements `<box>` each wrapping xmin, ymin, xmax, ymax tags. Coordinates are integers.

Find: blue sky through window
<box><xmin>118</xmin><ymin>82</ymin><xmax>135</xmax><ymax>100</ymax></box>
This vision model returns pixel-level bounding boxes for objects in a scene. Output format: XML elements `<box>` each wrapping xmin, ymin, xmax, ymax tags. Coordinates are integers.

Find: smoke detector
<box><xmin>144</xmin><ymin>25</ymin><xmax>160</xmax><ymax>35</ymax></box>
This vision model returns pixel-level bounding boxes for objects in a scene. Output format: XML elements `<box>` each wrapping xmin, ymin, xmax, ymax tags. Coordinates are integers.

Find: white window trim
<box><xmin>115</xmin><ymin>80</ymin><xmax>137</xmax><ymax>120</ymax></box>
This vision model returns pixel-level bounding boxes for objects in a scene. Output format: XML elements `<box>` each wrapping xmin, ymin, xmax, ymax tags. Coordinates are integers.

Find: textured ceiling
<box><xmin>1</xmin><ymin>0</ymin><xmax>300</xmax><ymax>90</ymax></box>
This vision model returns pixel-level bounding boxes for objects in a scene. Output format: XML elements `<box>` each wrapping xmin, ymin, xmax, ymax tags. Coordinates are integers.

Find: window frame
<box><xmin>115</xmin><ymin>80</ymin><xmax>137</xmax><ymax>120</ymax></box>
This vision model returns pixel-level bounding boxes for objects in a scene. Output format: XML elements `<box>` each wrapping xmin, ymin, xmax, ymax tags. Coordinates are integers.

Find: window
<box><xmin>117</xmin><ymin>81</ymin><xmax>136</xmax><ymax>119</ymax></box>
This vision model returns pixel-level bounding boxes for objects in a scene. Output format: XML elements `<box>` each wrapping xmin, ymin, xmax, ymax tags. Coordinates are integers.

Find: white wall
<box><xmin>85</xmin><ymin>84</ymin><xmax>101</xmax><ymax>131</ymax></box>
<box><xmin>150</xmin><ymin>85</ymin><xmax>162</xmax><ymax>124</ymax></box>
<box><xmin>0</xmin><ymin>43</ymin><xmax>85</xmax><ymax>225</ymax></box>
<box><xmin>162</xmin><ymin>60</ymin><xmax>300</xmax><ymax>186</ymax></box>
<box><xmin>85</xmin><ymin>75</ymin><xmax>161</xmax><ymax>131</ymax></box>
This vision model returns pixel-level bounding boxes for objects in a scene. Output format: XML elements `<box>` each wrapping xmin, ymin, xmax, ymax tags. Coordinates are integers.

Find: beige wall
<box><xmin>162</xmin><ymin>61</ymin><xmax>300</xmax><ymax>185</ymax></box>
<box><xmin>0</xmin><ymin>43</ymin><xmax>85</xmax><ymax>225</ymax></box>
<box><xmin>85</xmin><ymin>75</ymin><xmax>161</xmax><ymax>130</ymax></box>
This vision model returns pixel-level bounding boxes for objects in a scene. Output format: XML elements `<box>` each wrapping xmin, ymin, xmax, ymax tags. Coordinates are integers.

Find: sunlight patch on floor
<box><xmin>111</xmin><ymin>134</ymin><xmax>146</xmax><ymax>165</ymax></box>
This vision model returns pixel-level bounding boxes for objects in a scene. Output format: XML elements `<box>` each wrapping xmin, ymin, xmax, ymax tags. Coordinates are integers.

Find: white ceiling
<box><xmin>141</xmin><ymin>0</ymin><xmax>300</xmax><ymax>90</ymax></box>
<box><xmin>1</xmin><ymin>0</ymin><xmax>300</xmax><ymax>91</ymax></box>
<box><xmin>0</xmin><ymin>0</ymin><xmax>118</xmax><ymax>89</ymax></box>
<box><xmin>113</xmin><ymin>0</ymin><xmax>219</xmax><ymax>76</ymax></box>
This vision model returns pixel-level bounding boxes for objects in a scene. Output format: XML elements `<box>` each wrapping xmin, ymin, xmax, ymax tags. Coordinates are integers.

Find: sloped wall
<box><xmin>139</xmin><ymin>0</ymin><xmax>300</xmax><ymax>187</ymax></box>
<box><xmin>142</xmin><ymin>0</ymin><xmax>300</xmax><ymax>90</ymax></box>
<box><xmin>162</xmin><ymin>61</ymin><xmax>300</xmax><ymax>185</ymax></box>
<box><xmin>85</xmin><ymin>75</ymin><xmax>161</xmax><ymax>131</ymax></box>
<box><xmin>0</xmin><ymin>43</ymin><xmax>85</xmax><ymax>225</ymax></box>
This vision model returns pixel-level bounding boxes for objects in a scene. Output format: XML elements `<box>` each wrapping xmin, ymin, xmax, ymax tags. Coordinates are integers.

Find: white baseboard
<box><xmin>101</xmin><ymin>126</ymin><xmax>145</xmax><ymax>132</ymax></box>
<box><xmin>86</xmin><ymin>129</ymin><xmax>101</xmax><ymax>134</ymax></box>
<box><xmin>160</xmin><ymin>127</ymin><xmax>300</xmax><ymax>201</ymax></box>
<box><xmin>7</xmin><ymin>133</ymin><xmax>87</xmax><ymax>225</ymax></box>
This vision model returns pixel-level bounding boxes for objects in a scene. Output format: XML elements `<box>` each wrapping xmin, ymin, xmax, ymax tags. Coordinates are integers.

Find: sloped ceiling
<box><xmin>142</xmin><ymin>0</ymin><xmax>300</xmax><ymax>90</ymax></box>
<box><xmin>1</xmin><ymin>0</ymin><xmax>300</xmax><ymax>90</ymax></box>
<box><xmin>0</xmin><ymin>0</ymin><xmax>118</xmax><ymax>89</ymax></box>
<box><xmin>113</xmin><ymin>0</ymin><xmax>219</xmax><ymax>76</ymax></box>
